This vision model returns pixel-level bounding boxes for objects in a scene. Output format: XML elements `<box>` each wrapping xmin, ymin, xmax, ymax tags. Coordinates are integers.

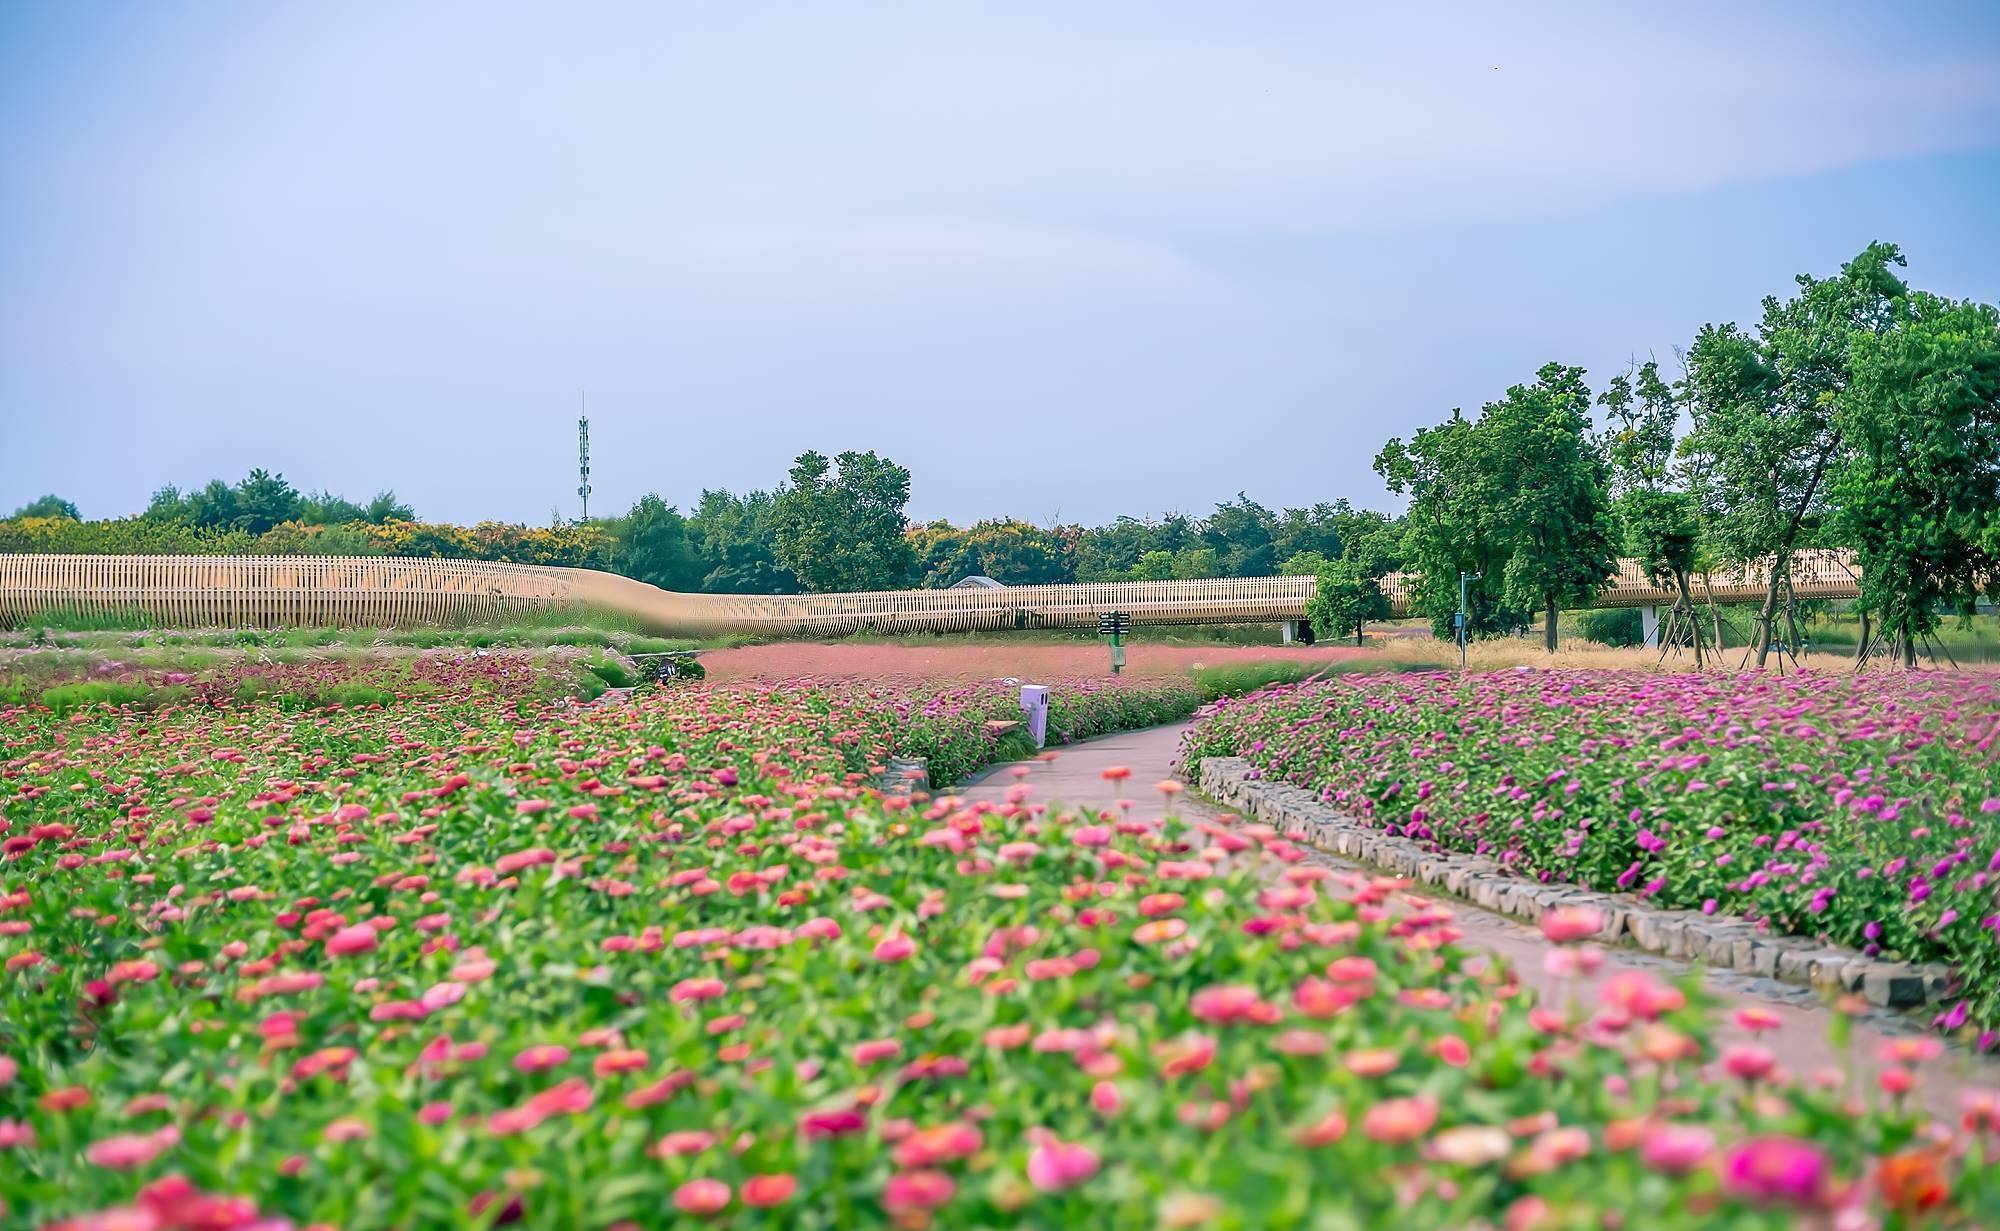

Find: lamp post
<box><xmin>1456</xmin><ymin>571</ymin><xmax>1482</xmax><ymax>670</ymax></box>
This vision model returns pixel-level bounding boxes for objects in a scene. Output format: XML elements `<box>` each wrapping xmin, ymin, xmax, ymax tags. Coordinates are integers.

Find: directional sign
<box><xmin>1097</xmin><ymin>611</ymin><xmax>1130</xmax><ymax>637</ymax></box>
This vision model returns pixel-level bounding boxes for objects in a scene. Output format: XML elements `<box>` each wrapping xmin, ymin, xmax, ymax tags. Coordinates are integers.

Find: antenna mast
<box><xmin>576</xmin><ymin>397</ymin><xmax>592</xmax><ymax>522</ymax></box>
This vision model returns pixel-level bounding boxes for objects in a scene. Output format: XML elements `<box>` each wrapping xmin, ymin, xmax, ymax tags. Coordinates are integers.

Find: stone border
<box><xmin>1197</xmin><ymin>757</ymin><xmax>1952</xmax><ymax>1011</ymax></box>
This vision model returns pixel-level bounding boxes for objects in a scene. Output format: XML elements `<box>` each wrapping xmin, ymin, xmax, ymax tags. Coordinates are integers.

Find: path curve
<box><xmin>958</xmin><ymin>720</ymin><xmax>2000</xmax><ymax>1121</ymax></box>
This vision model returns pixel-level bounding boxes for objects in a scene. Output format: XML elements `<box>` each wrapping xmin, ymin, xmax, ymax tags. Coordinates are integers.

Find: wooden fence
<box><xmin>0</xmin><ymin>551</ymin><xmax>1862</xmax><ymax>636</ymax></box>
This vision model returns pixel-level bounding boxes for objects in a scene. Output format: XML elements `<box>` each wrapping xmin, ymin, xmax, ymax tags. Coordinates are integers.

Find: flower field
<box><xmin>1181</xmin><ymin>669</ymin><xmax>2000</xmax><ymax>1039</ymax></box>
<box><xmin>2</xmin><ymin>664</ymin><xmax>1998</xmax><ymax>1228</ymax></box>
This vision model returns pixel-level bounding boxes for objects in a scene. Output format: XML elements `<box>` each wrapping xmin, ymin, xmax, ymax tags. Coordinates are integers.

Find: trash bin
<box><xmin>1019</xmin><ymin>684</ymin><xmax>1049</xmax><ymax>748</ymax></box>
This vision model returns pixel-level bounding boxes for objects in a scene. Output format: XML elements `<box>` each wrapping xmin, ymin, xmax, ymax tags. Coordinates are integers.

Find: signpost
<box><xmin>1456</xmin><ymin>571</ymin><xmax>1482</xmax><ymax>671</ymax></box>
<box><xmin>1098</xmin><ymin>611</ymin><xmax>1130</xmax><ymax>674</ymax></box>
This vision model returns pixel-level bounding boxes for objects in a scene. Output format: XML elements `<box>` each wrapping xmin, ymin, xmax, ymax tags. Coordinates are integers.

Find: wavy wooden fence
<box><xmin>0</xmin><ymin>551</ymin><xmax>1862</xmax><ymax>636</ymax></box>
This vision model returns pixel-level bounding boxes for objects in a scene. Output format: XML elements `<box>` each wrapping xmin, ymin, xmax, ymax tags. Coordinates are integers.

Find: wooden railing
<box><xmin>0</xmin><ymin>551</ymin><xmax>1863</xmax><ymax>635</ymax></box>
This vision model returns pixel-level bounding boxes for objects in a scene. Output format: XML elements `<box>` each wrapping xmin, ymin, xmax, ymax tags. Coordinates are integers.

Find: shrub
<box><xmin>1577</xmin><ymin>607</ymin><xmax>1643</xmax><ymax>647</ymax></box>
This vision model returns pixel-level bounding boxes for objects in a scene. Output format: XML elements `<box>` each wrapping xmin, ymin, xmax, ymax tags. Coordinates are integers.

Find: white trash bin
<box><xmin>1019</xmin><ymin>684</ymin><xmax>1049</xmax><ymax>748</ymax></box>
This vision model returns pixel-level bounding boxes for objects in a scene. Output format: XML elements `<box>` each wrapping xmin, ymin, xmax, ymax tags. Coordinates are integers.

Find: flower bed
<box><xmin>1</xmin><ymin>674</ymin><xmax>1997</xmax><ymax>1227</ymax></box>
<box><xmin>1180</xmin><ymin>669</ymin><xmax>2000</xmax><ymax>1038</ymax></box>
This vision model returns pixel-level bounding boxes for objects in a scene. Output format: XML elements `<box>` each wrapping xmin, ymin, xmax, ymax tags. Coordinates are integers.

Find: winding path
<box><xmin>958</xmin><ymin>720</ymin><xmax>2000</xmax><ymax>1121</ymax></box>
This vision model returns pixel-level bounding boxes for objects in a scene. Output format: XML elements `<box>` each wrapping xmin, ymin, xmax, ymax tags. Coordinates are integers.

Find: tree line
<box><xmin>7</xmin><ymin>243</ymin><xmax>1995</xmax><ymax>659</ymax></box>
<box><xmin>1377</xmin><ymin>243</ymin><xmax>1998</xmax><ymax>665</ymax></box>
<box><xmin>2</xmin><ymin>452</ymin><xmax>1398</xmax><ymax>600</ymax></box>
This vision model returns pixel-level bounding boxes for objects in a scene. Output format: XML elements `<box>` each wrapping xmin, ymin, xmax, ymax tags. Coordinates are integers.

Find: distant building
<box><xmin>950</xmin><ymin>575</ymin><xmax>1007</xmax><ymax>589</ymax></box>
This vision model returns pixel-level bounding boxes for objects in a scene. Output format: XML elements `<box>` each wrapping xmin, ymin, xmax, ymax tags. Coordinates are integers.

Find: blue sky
<box><xmin>4</xmin><ymin>1</ymin><xmax>1998</xmax><ymax>526</ymax></box>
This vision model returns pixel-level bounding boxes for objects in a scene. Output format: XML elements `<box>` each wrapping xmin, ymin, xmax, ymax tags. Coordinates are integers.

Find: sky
<box><xmin>3</xmin><ymin>1</ymin><xmax>1999</xmax><ymax>528</ymax></box>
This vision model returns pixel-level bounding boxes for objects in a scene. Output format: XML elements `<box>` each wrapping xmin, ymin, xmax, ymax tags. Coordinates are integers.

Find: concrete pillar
<box><xmin>1640</xmin><ymin>605</ymin><xmax>1661</xmax><ymax>647</ymax></box>
<box><xmin>1280</xmin><ymin>620</ymin><xmax>1295</xmax><ymax>645</ymax></box>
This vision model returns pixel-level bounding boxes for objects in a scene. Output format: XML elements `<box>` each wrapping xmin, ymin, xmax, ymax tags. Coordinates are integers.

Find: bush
<box><xmin>1577</xmin><ymin>607</ymin><xmax>1643</xmax><ymax>647</ymax></box>
<box><xmin>1189</xmin><ymin>660</ymin><xmax>1317</xmax><ymax>700</ymax></box>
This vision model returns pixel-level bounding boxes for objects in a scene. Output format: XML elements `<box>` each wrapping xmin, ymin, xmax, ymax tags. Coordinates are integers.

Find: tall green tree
<box><xmin>770</xmin><ymin>450</ymin><xmax>919</xmax><ymax>592</ymax></box>
<box><xmin>617</xmin><ymin>495</ymin><xmax>705</xmax><ymax>592</ymax></box>
<box><xmin>1482</xmin><ymin>363</ymin><xmax>1617</xmax><ymax>650</ymax></box>
<box><xmin>1202</xmin><ymin>494</ymin><xmax>1277</xmax><ymax>576</ymax></box>
<box><xmin>908</xmin><ymin>519</ymin><xmax>1073</xmax><ymax>587</ymax></box>
<box><xmin>1598</xmin><ymin>360</ymin><xmax>1705</xmax><ymax>663</ymax></box>
<box><xmin>1684</xmin><ymin>243</ymin><xmax>1908</xmax><ymax>665</ymax></box>
<box><xmin>687</xmin><ymin>489</ymin><xmax>795</xmax><ymax>594</ymax></box>
<box><xmin>231</xmin><ymin>469</ymin><xmax>304</xmax><ymax>534</ymax></box>
<box><xmin>1377</xmin><ymin>411</ymin><xmax>1524</xmax><ymax>638</ymax></box>
<box><xmin>1833</xmin><ymin>291</ymin><xmax>2000</xmax><ymax>663</ymax></box>
<box><xmin>10</xmin><ymin>494</ymin><xmax>79</xmax><ymax>520</ymax></box>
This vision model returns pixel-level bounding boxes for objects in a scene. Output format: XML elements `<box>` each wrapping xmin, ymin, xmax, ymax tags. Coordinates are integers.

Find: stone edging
<box><xmin>1196</xmin><ymin>756</ymin><xmax>1951</xmax><ymax>1011</ymax></box>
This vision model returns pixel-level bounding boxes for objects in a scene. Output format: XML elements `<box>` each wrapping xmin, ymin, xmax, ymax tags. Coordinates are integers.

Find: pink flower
<box><xmin>1361</xmin><ymin>1094</ymin><xmax>1439</xmax><ymax>1145</ymax></box>
<box><xmin>1026</xmin><ymin>1133</ymin><xmax>1101</xmax><ymax>1192</ymax></box>
<box><xmin>1090</xmin><ymin>1080</ymin><xmax>1124</xmax><ymax>1116</ymax></box>
<box><xmin>853</xmin><ymin>1038</ymin><xmax>902</xmax><ymax>1066</ymax></box>
<box><xmin>872</xmin><ymin>934</ymin><xmax>916</xmax><ymax>963</ymax></box>
<box><xmin>742</xmin><ymin>1174</ymin><xmax>797</xmax><ymax>1208</ymax></box>
<box><xmin>669</xmin><ymin>977</ymin><xmax>727</xmax><ymax>1004</ymax></box>
<box><xmin>85</xmin><ymin>1128</ymin><xmax>177</xmax><ymax>1169</ymax></box>
<box><xmin>883</xmin><ymin>1170</ymin><xmax>956</xmax><ymax>1213</ymax></box>
<box><xmin>1597</xmin><ymin>970</ymin><xmax>1685</xmax><ymax>1020</ymax></box>
<box><xmin>1639</xmin><ymin>1124</ymin><xmax>1714</xmax><ymax>1175</ymax></box>
<box><xmin>1538</xmin><ymin>906</ymin><xmax>1604</xmax><ymax>944</ymax></box>
<box><xmin>800</xmin><ymin>1107</ymin><xmax>868</xmax><ymax>1138</ymax></box>
<box><xmin>673</xmin><ymin>1178</ymin><xmax>732</xmax><ymax>1216</ymax></box>
<box><xmin>324</xmin><ymin>925</ymin><xmax>378</xmax><ymax>957</ymax></box>
<box><xmin>1719</xmin><ymin>1136</ymin><xmax>1831</xmax><ymax>1207</ymax></box>
<box><xmin>1189</xmin><ymin>984</ymin><xmax>1278</xmax><ymax>1026</ymax></box>
<box><xmin>1721</xmin><ymin>1046</ymin><xmax>1776</xmax><ymax>1082</ymax></box>
<box><xmin>513</xmin><ymin>1044</ymin><xmax>571</xmax><ymax>1073</ymax></box>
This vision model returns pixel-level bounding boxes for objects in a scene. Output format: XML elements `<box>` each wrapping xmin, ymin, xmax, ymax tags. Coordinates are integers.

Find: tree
<box><xmin>1377</xmin><ymin>411</ymin><xmax>1524</xmax><ymax>639</ymax></box>
<box><xmin>1202</xmin><ymin>494</ymin><xmax>1277</xmax><ymax>577</ymax></box>
<box><xmin>1130</xmin><ymin>550</ymin><xmax>1176</xmax><ymax>582</ymax></box>
<box><xmin>1171</xmin><ymin>545</ymin><xmax>1222</xmax><ymax>580</ymax></box>
<box><xmin>142</xmin><ymin>485</ymin><xmax>192</xmax><ymax>523</ymax></box>
<box><xmin>1684</xmin><ymin>243</ymin><xmax>1908</xmax><ymax>665</ymax></box>
<box><xmin>1072</xmin><ymin>514</ymin><xmax>1197</xmax><ymax>581</ymax></box>
<box><xmin>231</xmin><ymin>469</ymin><xmax>304</xmax><ymax>535</ymax></box>
<box><xmin>1269</xmin><ymin>504</ymin><xmax>1348</xmax><ymax>566</ymax></box>
<box><xmin>365</xmin><ymin>491</ymin><xmax>416</xmax><ymax>523</ymax></box>
<box><xmin>909</xmin><ymin>519</ymin><xmax>1073</xmax><ymax>587</ymax></box>
<box><xmin>1481</xmin><ymin>363</ymin><xmax>1617</xmax><ymax>651</ymax></box>
<box><xmin>1297</xmin><ymin>505</ymin><xmax>1399</xmax><ymax>644</ymax></box>
<box><xmin>300</xmin><ymin>491</ymin><xmax>368</xmax><ymax>525</ymax></box>
<box><xmin>1598</xmin><ymin>360</ymin><xmax>1705</xmax><ymax>664</ymax></box>
<box><xmin>185</xmin><ymin>480</ymin><xmax>240</xmax><ymax>530</ymax></box>
<box><xmin>617</xmin><ymin>495</ymin><xmax>704</xmax><ymax>592</ymax></box>
<box><xmin>770</xmin><ymin>450</ymin><xmax>919</xmax><ymax>592</ymax></box>
<box><xmin>688</xmin><ymin>489</ymin><xmax>795</xmax><ymax>593</ymax></box>
<box><xmin>1833</xmin><ymin>292</ymin><xmax>2000</xmax><ymax>664</ymax></box>
<box><xmin>10</xmin><ymin>494</ymin><xmax>79</xmax><ymax>520</ymax></box>
<box><xmin>1306</xmin><ymin>554</ymin><xmax>1392</xmax><ymax>645</ymax></box>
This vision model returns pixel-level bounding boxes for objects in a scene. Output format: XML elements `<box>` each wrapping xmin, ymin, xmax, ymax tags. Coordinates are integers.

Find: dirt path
<box><xmin>957</xmin><ymin>721</ymin><xmax>2000</xmax><ymax>1121</ymax></box>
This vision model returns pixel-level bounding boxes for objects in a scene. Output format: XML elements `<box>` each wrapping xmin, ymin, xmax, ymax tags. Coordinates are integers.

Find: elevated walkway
<box><xmin>0</xmin><ymin>551</ymin><xmax>1862</xmax><ymax>637</ymax></box>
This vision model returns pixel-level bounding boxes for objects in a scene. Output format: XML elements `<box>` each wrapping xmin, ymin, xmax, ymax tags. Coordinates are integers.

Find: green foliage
<box><xmin>1377</xmin><ymin>424</ymin><xmax>1515</xmax><ymax>639</ymax></box>
<box><xmin>584</xmin><ymin>655</ymin><xmax>639</xmax><ymax>688</ymax></box>
<box><xmin>771</xmin><ymin>449</ymin><xmax>920</xmax><ymax>592</ymax></box>
<box><xmin>908</xmin><ymin>519</ymin><xmax>1075</xmax><ymax>587</ymax></box>
<box><xmin>615</xmin><ymin>495</ymin><xmax>704</xmax><ymax>591</ymax></box>
<box><xmin>11</xmin><ymin>493</ymin><xmax>79</xmax><ymax>520</ymax></box>
<box><xmin>1188</xmin><ymin>659</ymin><xmax>1318</xmax><ymax>699</ymax></box>
<box><xmin>1577</xmin><ymin>607</ymin><xmax>1644</xmax><ymax>647</ymax></box>
<box><xmin>687</xmin><ymin>487</ymin><xmax>797</xmax><ymax>593</ymax></box>
<box><xmin>1305</xmin><ymin>554</ymin><xmax>1391</xmax><ymax>643</ymax></box>
<box><xmin>1380</xmin><ymin>364</ymin><xmax>1614</xmax><ymax>648</ymax></box>
<box><xmin>1833</xmin><ymin>291</ymin><xmax>2000</xmax><ymax>652</ymax></box>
